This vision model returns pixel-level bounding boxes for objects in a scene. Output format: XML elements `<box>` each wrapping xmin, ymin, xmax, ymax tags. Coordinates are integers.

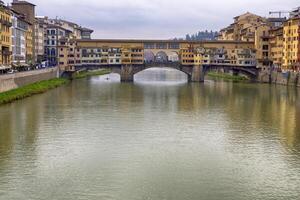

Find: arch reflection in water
<box><xmin>134</xmin><ymin>67</ymin><xmax>188</xmax><ymax>84</ymax></box>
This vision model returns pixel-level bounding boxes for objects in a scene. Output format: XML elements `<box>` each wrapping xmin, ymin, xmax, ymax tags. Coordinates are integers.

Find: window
<box><xmin>144</xmin><ymin>43</ymin><xmax>155</xmax><ymax>49</ymax></box>
<box><xmin>51</xmin><ymin>49</ymin><xmax>56</xmax><ymax>56</ymax></box>
<box><xmin>169</xmin><ymin>43</ymin><xmax>180</xmax><ymax>49</ymax></box>
<box><xmin>156</xmin><ymin>43</ymin><xmax>167</xmax><ymax>49</ymax></box>
<box><xmin>262</xmin><ymin>45</ymin><xmax>269</xmax><ymax>50</ymax></box>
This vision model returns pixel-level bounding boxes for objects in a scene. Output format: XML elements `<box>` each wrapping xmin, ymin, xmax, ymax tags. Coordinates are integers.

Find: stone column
<box><xmin>120</xmin><ymin>65</ymin><xmax>134</xmax><ymax>82</ymax></box>
<box><xmin>191</xmin><ymin>65</ymin><xmax>204</xmax><ymax>82</ymax></box>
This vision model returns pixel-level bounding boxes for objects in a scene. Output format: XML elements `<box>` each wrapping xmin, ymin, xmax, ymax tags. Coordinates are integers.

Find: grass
<box><xmin>207</xmin><ymin>72</ymin><xmax>249</xmax><ymax>82</ymax></box>
<box><xmin>74</xmin><ymin>69</ymin><xmax>111</xmax><ymax>79</ymax></box>
<box><xmin>0</xmin><ymin>78</ymin><xmax>69</xmax><ymax>105</ymax></box>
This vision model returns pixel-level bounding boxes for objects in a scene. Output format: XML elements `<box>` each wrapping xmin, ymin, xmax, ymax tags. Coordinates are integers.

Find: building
<box><xmin>45</xmin><ymin>24</ymin><xmax>72</xmax><ymax>66</ymax></box>
<box><xmin>218</xmin><ymin>12</ymin><xmax>267</xmax><ymax>42</ymax></box>
<box><xmin>11</xmin><ymin>0</ymin><xmax>36</xmax><ymax>64</ymax></box>
<box><xmin>39</xmin><ymin>17</ymin><xmax>93</xmax><ymax>40</ymax></box>
<box><xmin>267</xmin><ymin>17</ymin><xmax>286</xmax><ymax>28</ymax></box>
<box><xmin>34</xmin><ymin>19</ymin><xmax>45</xmax><ymax>63</ymax></box>
<box><xmin>36</xmin><ymin>16</ymin><xmax>93</xmax><ymax>66</ymax></box>
<box><xmin>0</xmin><ymin>1</ymin><xmax>12</xmax><ymax>67</ymax></box>
<box><xmin>232</xmin><ymin>48</ymin><xmax>257</xmax><ymax>66</ymax></box>
<box><xmin>283</xmin><ymin>17</ymin><xmax>300</xmax><ymax>71</ymax></box>
<box><xmin>58</xmin><ymin>38</ymin><xmax>80</xmax><ymax>71</ymax></box>
<box><xmin>218</xmin><ymin>25</ymin><xmax>234</xmax><ymax>41</ymax></box>
<box><xmin>25</xmin><ymin>22</ymin><xmax>33</xmax><ymax>64</ymax></box>
<box><xmin>269</xmin><ymin>27</ymin><xmax>284</xmax><ymax>69</ymax></box>
<box><xmin>255</xmin><ymin>24</ymin><xmax>272</xmax><ymax>69</ymax></box>
<box><xmin>11</xmin><ymin>10</ymin><xmax>29</xmax><ymax>67</ymax></box>
<box><xmin>290</xmin><ymin>7</ymin><xmax>300</xmax><ymax>18</ymax></box>
<box><xmin>79</xmin><ymin>27</ymin><xmax>93</xmax><ymax>39</ymax></box>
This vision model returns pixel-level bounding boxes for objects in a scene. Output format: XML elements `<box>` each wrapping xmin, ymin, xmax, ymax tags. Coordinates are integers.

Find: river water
<box><xmin>0</xmin><ymin>68</ymin><xmax>300</xmax><ymax>200</ymax></box>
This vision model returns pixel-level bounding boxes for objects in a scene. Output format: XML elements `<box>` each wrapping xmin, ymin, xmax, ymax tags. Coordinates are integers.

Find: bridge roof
<box><xmin>76</xmin><ymin>39</ymin><xmax>254</xmax><ymax>44</ymax></box>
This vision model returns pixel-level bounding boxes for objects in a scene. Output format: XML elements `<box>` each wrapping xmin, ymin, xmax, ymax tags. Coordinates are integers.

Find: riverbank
<box><xmin>74</xmin><ymin>69</ymin><xmax>111</xmax><ymax>79</ymax></box>
<box><xmin>0</xmin><ymin>78</ymin><xmax>69</xmax><ymax>105</ymax></box>
<box><xmin>0</xmin><ymin>67</ymin><xmax>59</xmax><ymax>93</ymax></box>
<box><xmin>207</xmin><ymin>72</ymin><xmax>249</xmax><ymax>82</ymax></box>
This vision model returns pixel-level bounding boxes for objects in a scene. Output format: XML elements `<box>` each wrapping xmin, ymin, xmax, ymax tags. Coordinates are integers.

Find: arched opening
<box><xmin>134</xmin><ymin>67</ymin><xmax>188</xmax><ymax>84</ymax></box>
<box><xmin>203</xmin><ymin>67</ymin><xmax>254</xmax><ymax>82</ymax></box>
<box><xmin>155</xmin><ymin>51</ymin><xmax>168</xmax><ymax>63</ymax></box>
<box><xmin>144</xmin><ymin>50</ymin><xmax>155</xmax><ymax>63</ymax></box>
<box><xmin>167</xmin><ymin>52</ymin><xmax>179</xmax><ymax>62</ymax></box>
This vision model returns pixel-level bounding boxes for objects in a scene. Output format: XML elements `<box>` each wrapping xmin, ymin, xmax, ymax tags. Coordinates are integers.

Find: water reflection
<box><xmin>135</xmin><ymin>68</ymin><xmax>188</xmax><ymax>85</ymax></box>
<box><xmin>0</xmin><ymin>69</ymin><xmax>300</xmax><ymax>200</ymax></box>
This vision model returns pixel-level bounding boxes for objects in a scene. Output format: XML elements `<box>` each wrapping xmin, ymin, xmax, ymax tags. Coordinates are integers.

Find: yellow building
<box><xmin>180</xmin><ymin>46</ymin><xmax>195</xmax><ymax>65</ymax></box>
<box><xmin>25</xmin><ymin>24</ymin><xmax>33</xmax><ymax>64</ymax></box>
<box><xmin>218</xmin><ymin>12</ymin><xmax>267</xmax><ymax>42</ymax></box>
<box><xmin>269</xmin><ymin>27</ymin><xmax>284</xmax><ymax>69</ymax></box>
<box><xmin>130</xmin><ymin>47</ymin><xmax>144</xmax><ymax>65</ymax></box>
<box><xmin>121</xmin><ymin>46</ymin><xmax>131</xmax><ymax>65</ymax></box>
<box><xmin>0</xmin><ymin>4</ymin><xmax>12</xmax><ymax>66</ymax></box>
<box><xmin>255</xmin><ymin>24</ymin><xmax>272</xmax><ymax>69</ymax></box>
<box><xmin>58</xmin><ymin>39</ymin><xmax>80</xmax><ymax>71</ymax></box>
<box><xmin>283</xmin><ymin>17</ymin><xmax>300</xmax><ymax>71</ymax></box>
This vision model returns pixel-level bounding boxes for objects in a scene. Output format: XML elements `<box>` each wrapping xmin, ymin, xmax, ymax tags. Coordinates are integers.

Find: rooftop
<box><xmin>11</xmin><ymin>0</ymin><xmax>36</xmax><ymax>7</ymax></box>
<box><xmin>76</xmin><ymin>39</ymin><xmax>254</xmax><ymax>45</ymax></box>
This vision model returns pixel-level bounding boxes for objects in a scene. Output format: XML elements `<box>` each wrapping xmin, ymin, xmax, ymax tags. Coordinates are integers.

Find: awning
<box><xmin>0</xmin><ymin>65</ymin><xmax>11</xmax><ymax>70</ymax></box>
<box><xmin>20</xmin><ymin>64</ymin><xmax>30</xmax><ymax>67</ymax></box>
<box><xmin>12</xmin><ymin>63</ymin><xmax>29</xmax><ymax>68</ymax></box>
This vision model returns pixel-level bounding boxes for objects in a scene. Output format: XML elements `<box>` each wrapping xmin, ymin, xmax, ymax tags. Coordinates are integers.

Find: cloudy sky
<box><xmin>5</xmin><ymin>0</ymin><xmax>300</xmax><ymax>39</ymax></box>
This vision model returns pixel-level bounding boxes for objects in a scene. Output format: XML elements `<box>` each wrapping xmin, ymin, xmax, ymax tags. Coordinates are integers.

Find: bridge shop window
<box><xmin>144</xmin><ymin>43</ymin><xmax>155</xmax><ymax>49</ymax></box>
<box><xmin>82</xmin><ymin>49</ymin><xmax>88</xmax><ymax>57</ymax></box>
<box><xmin>156</xmin><ymin>43</ymin><xmax>167</xmax><ymax>49</ymax></box>
<box><xmin>169</xmin><ymin>43</ymin><xmax>180</xmax><ymax>49</ymax></box>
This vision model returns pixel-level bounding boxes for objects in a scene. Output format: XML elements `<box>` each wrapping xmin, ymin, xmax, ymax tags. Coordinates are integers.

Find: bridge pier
<box><xmin>191</xmin><ymin>65</ymin><xmax>204</xmax><ymax>82</ymax></box>
<box><xmin>120</xmin><ymin>65</ymin><xmax>134</xmax><ymax>82</ymax></box>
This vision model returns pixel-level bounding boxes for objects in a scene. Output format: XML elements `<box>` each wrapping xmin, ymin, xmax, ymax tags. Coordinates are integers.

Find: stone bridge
<box><xmin>75</xmin><ymin>63</ymin><xmax>259</xmax><ymax>82</ymax></box>
<box><xmin>71</xmin><ymin>40</ymin><xmax>258</xmax><ymax>82</ymax></box>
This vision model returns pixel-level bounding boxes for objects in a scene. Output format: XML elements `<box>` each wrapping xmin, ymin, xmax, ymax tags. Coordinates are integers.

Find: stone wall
<box><xmin>258</xmin><ymin>69</ymin><xmax>300</xmax><ymax>87</ymax></box>
<box><xmin>0</xmin><ymin>67</ymin><xmax>59</xmax><ymax>93</ymax></box>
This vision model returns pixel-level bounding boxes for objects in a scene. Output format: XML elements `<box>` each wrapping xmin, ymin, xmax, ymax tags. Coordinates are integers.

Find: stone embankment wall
<box><xmin>0</xmin><ymin>67</ymin><xmax>59</xmax><ymax>93</ymax></box>
<box><xmin>258</xmin><ymin>70</ymin><xmax>300</xmax><ymax>87</ymax></box>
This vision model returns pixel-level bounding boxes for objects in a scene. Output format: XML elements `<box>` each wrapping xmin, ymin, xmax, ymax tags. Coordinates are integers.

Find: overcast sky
<box><xmin>5</xmin><ymin>0</ymin><xmax>300</xmax><ymax>39</ymax></box>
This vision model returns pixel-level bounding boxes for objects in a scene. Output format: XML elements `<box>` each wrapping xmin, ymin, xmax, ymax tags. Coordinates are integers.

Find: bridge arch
<box><xmin>155</xmin><ymin>51</ymin><xmax>168</xmax><ymax>63</ymax></box>
<box><xmin>144</xmin><ymin>50</ymin><xmax>155</xmax><ymax>63</ymax></box>
<box><xmin>167</xmin><ymin>51</ymin><xmax>179</xmax><ymax>62</ymax></box>
<box><xmin>202</xmin><ymin>65</ymin><xmax>258</xmax><ymax>80</ymax></box>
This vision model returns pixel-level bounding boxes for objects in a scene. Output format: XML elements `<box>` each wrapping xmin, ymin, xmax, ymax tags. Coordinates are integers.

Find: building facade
<box><xmin>11</xmin><ymin>11</ymin><xmax>29</xmax><ymax>66</ymax></box>
<box><xmin>57</xmin><ymin>40</ymin><xmax>255</xmax><ymax>71</ymax></box>
<box><xmin>11</xmin><ymin>0</ymin><xmax>36</xmax><ymax>64</ymax></box>
<box><xmin>269</xmin><ymin>27</ymin><xmax>284</xmax><ymax>69</ymax></box>
<box><xmin>45</xmin><ymin>25</ymin><xmax>71</xmax><ymax>66</ymax></box>
<box><xmin>34</xmin><ymin>19</ymin><xmax>45</xmax><ymax>63</ymax></box>
<box><xmin>255</xmin><ymin>24</ymin><xmax>272</xmax><ymax>69</ymax></box>
<box><xmin>0</xmin><ymin>2</ymin><xmax>12</xmax><ymax>67</ymax></box>
<box><xmin>25</xmin><ymin>23</ymin><xmax>33</xmax><ymax>64</ymax></box>
<box><xmin>218</xmin><ymin>12</ymin><xmax>267</xmax><ymax>42</ymax></box>
<box><xmin>283</xmin><ymin>17</ymin><xmax>300</xmax><ymax>70</ymax></box>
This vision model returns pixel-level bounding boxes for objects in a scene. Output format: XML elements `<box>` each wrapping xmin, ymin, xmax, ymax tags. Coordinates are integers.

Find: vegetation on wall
<box><xmin>0</xmin><ymin>78</ymin><xmax>69</xmax><ymax>105</ymax></box>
